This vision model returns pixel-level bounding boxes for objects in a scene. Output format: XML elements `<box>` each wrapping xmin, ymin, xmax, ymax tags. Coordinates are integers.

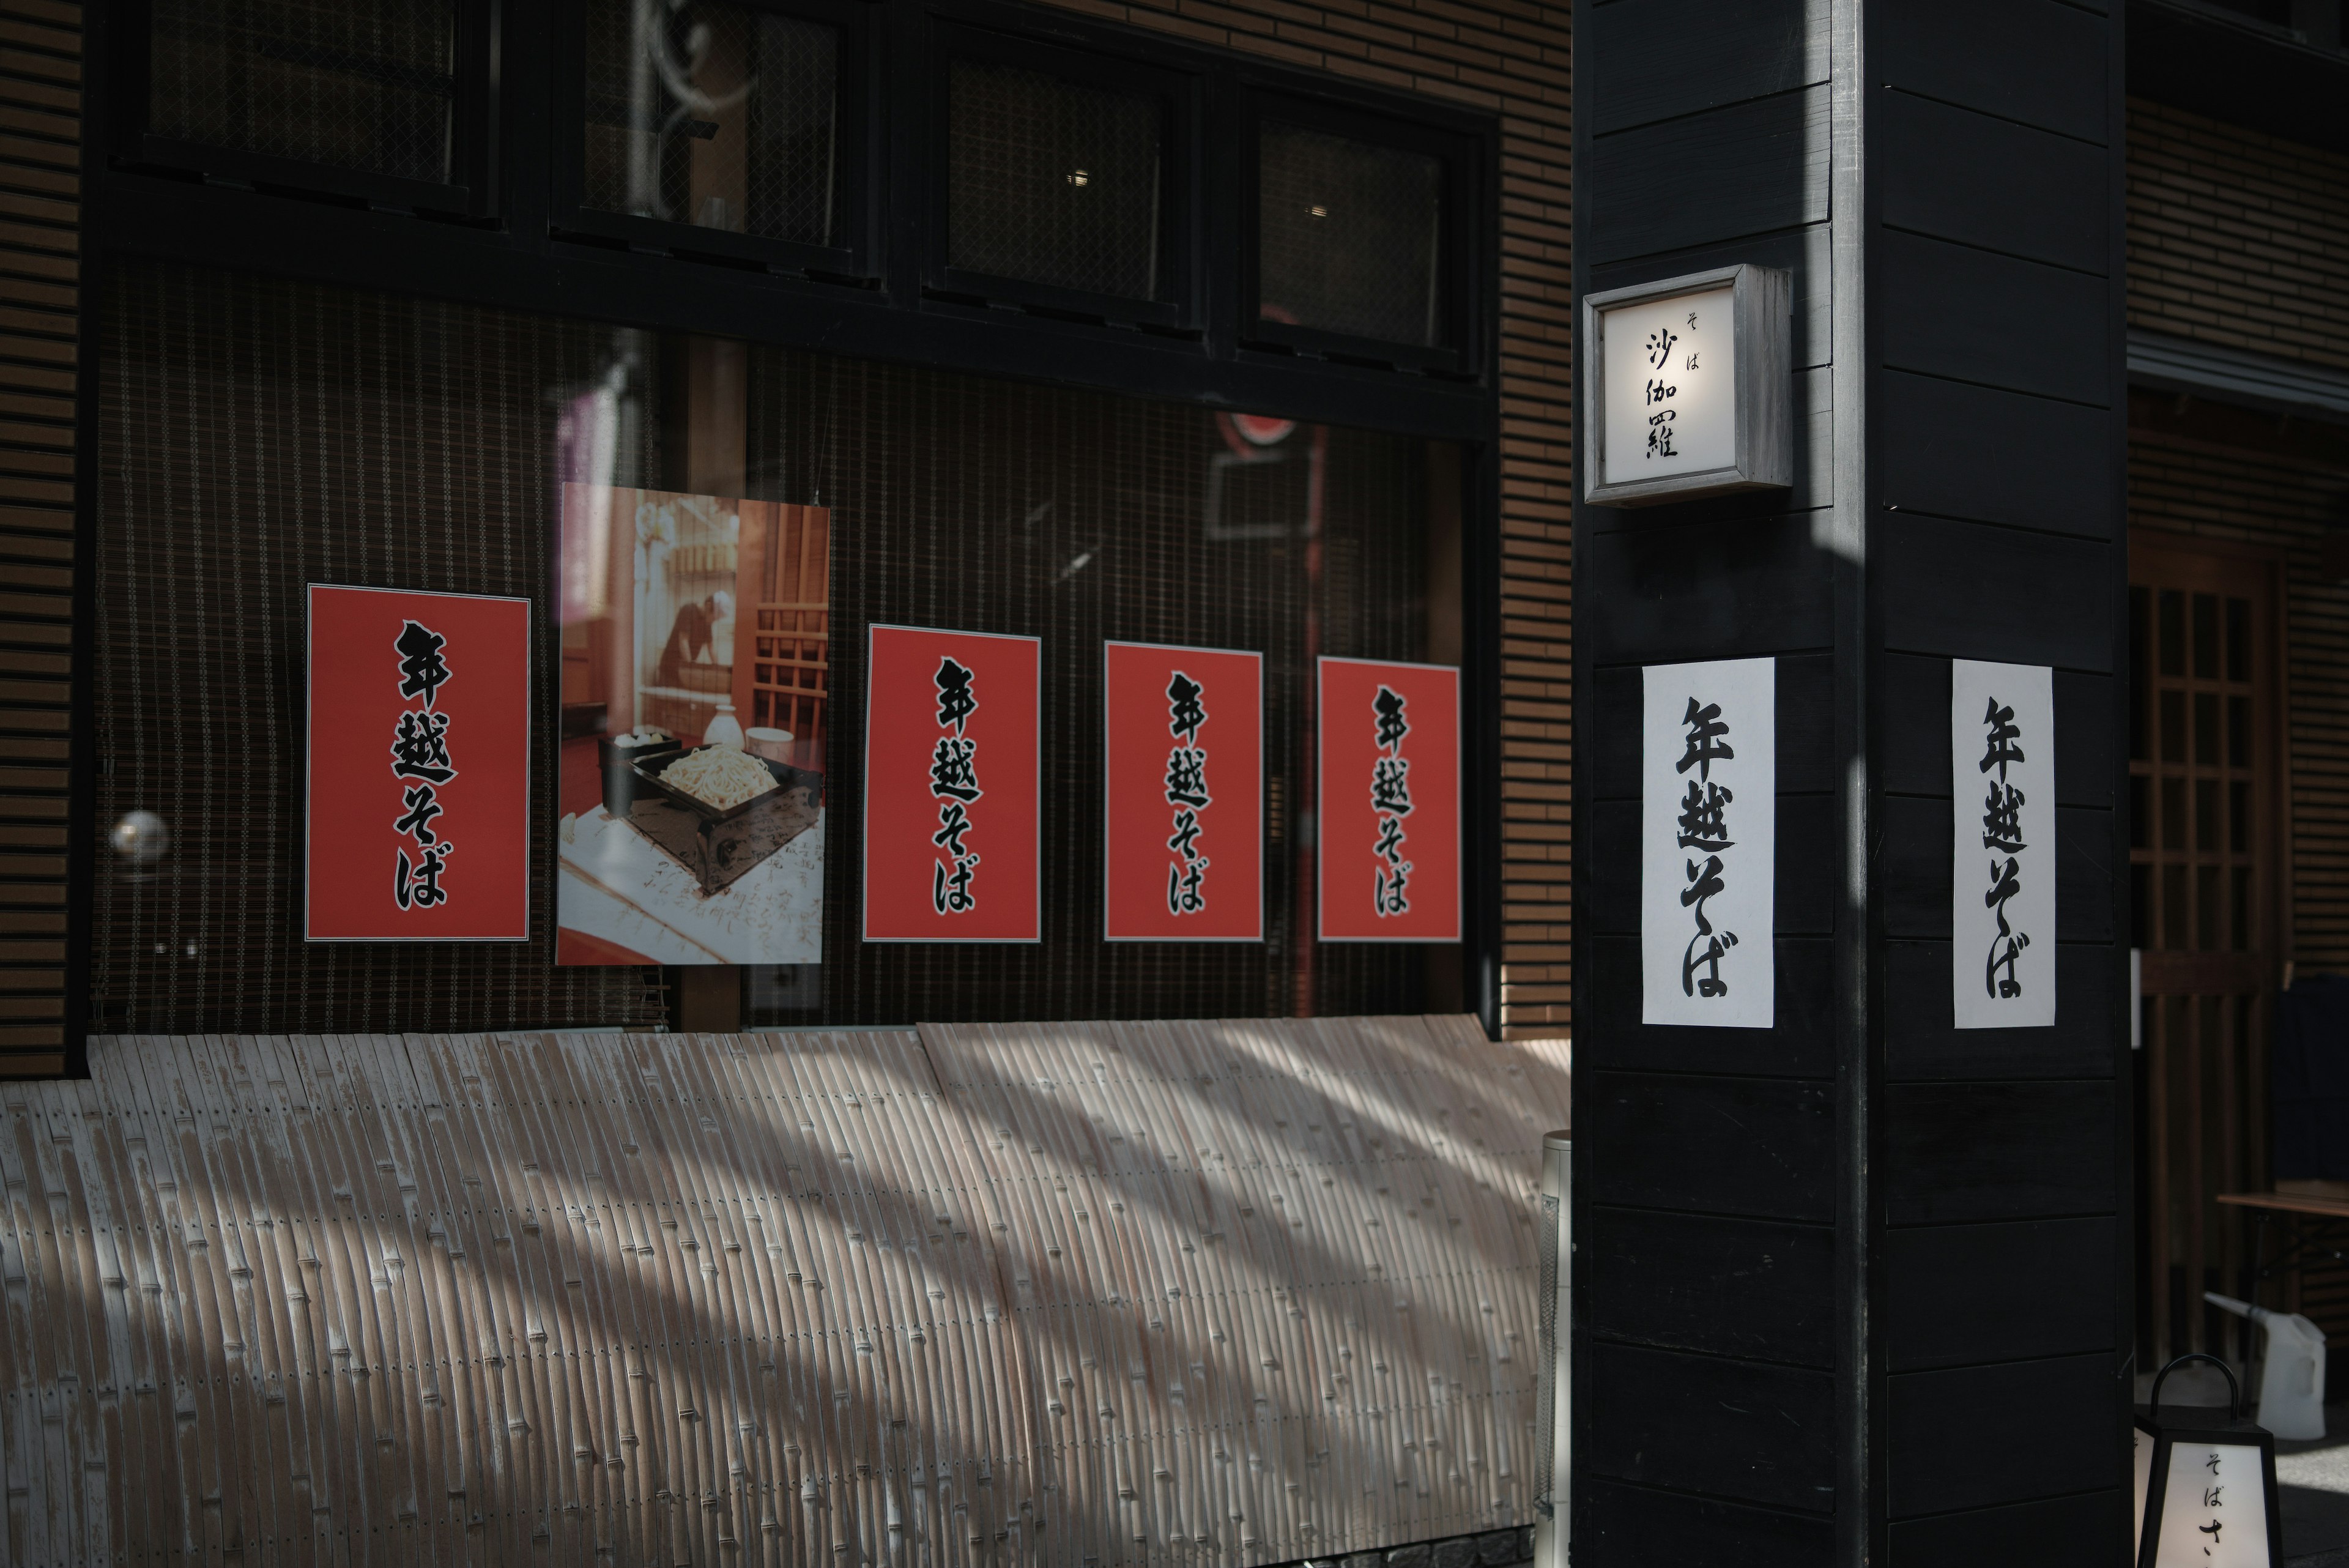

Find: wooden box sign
<box><xmin>1581</xmin><ymin>263</ymin><xmax>1792</xmax><ymax>507</ymax></box>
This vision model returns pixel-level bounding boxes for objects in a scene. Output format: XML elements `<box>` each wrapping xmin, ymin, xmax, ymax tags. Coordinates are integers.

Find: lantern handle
<box><xmin>2150</xmin><ymin>1351</ymin><xmax>2243</xmax><ymax>1421</ymax></box>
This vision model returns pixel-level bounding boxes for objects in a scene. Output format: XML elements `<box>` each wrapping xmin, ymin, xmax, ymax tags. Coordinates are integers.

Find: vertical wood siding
<box><xmin>0</xmin><ymin>1019</ymin><xmax>1571</xmax><ymax>1565</ymax></box>
<box><xmin>0</xmin><ymin>0</ymin><xmax>76</xmax><ymax>1079</ymax></box>
<box><xmin>1019</xmin><ymin>0</ymin><xmax>1577</xmax><ymax>1039</ymax></box>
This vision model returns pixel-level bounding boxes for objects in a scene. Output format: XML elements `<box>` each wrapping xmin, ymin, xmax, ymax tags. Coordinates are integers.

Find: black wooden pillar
<box><xmin>1568</xmin><ymin>1</ymin><xmax>2132</xmax><ymax>1563</ymax></box>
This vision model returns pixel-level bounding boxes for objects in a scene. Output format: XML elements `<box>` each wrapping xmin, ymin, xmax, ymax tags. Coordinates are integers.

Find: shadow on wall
<box><xmin>0</xmin><ymin>1017</ymin><xmax>1570</xmax><ymax>1567</ymax></box>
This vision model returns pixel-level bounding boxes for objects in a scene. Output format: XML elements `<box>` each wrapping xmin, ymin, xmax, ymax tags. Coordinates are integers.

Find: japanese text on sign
<box><xmin>1165</xmin><ymin>671</ymin><xmax>1211</xmax><ymax>915</ymax></box>
<box><xmin>1371</xmin><ymin>685</ymin><xmax>1414</xmax><ymax>917</ymax></box>
<box><xmin>388</xmin><ymin>620</ymin><xmax>457</xmax><ymax>912</ymax></box>
<box><xmin>930</xmin><ymin>656</ymin><xmax>983</xmax><ymax>915</ymax></box>
<box><xmin>1641</xmin><ymin>657</ymin><xmax>1775</xmax><ymax>1028</ymax></box>
<box><xmin>1950</xmin><ymin>660</ymin><xmax>2055</xmax><ymax>1028</ymax></box>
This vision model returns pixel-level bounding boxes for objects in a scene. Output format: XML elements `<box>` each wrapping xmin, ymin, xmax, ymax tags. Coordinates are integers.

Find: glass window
<box><xmin>147</xmin><ymin>0</ymin><xmax>459</xmax><ymax>185</ymax></box>
<box><xmin>94</xmin><ymin>264</ymin><xmax>1460</xmax><ymax>1035</ymax></box>
<box><xmin>1258</xmin><ymin>122</ymin><xmax>1442</xmax><ymax>346</ymax></box>
<box><xmin>582</xmin><ymin>0</ymin><xmax>844</xmax><ymax>248</ymax></box>
<box><xmin>946</xmin><ymin>58</ymin><xmax>1165</xmax><ymax>300</ymax></box>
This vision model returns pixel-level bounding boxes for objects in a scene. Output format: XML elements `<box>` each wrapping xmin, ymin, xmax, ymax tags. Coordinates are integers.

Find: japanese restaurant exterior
<box><xmin>0</xmin><ymin>0</ymin><xmax>2344</xmax><ymax>1563</ymax></box>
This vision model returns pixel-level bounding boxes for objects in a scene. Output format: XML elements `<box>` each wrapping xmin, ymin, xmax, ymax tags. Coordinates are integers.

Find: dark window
<box><xmin>945</xmin><ymin>56</ymin><xmax>1165</xmax><ymax>301</ymax></box>
<box><xmin>147</xmin><ymin>0</ymin><xmax>459</xmax><ymax>185</ymax></box>
<box><xmin>1258</xmin><ymin>122</ymin><xmax>1442</xmax><ymax>347</ymax></box>
<box><xmin>582</xmin><ymin>0</ymin><xmax>844</xmax><ymax>249</ymax></box>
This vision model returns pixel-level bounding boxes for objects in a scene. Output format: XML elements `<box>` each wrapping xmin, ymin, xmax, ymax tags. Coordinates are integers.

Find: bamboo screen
<box><xmin>90</xmin><ymin>263</ymin><xmax>1447</xmax><ymax>1034</ymax></box>
<box><xmin>92</xmin><ymin>264</ymin><xmax>669</xmax><ymax>1033</ymax></box>
<box><xmin>746</xmin><ymin>351</ymin><xmax>1444</xmax><ymax>1026</ymax></box>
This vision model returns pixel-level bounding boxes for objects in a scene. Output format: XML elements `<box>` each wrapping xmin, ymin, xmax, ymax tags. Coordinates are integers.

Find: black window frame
<box><xmin>915</xmin><ymin>14</ymin><xmax>1201</xmax><ymax>332</ymax></box>
<box><xmin>109</xmin><ymin>0</ymin><xmax>500</xmax><ymax>219</ymax></box>
<box><xmin>1236</xmin><ymin>84</ymin><xmax>1485</xmax><ymax>379</ymax></box>
<box><xmin>546</xmin><ymin>0</ymin><xmax>881</xmax><ymax>281</ymax></box>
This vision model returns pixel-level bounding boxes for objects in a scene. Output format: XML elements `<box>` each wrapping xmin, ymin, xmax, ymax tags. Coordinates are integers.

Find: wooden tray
<box><xmin>625</xmin><ymin>748</ymin><xmax>823</xmax><ymax>894</ymax></box>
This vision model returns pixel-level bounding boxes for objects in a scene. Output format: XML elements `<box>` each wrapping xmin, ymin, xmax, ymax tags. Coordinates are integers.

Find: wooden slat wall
<box><xmin>2124</xmin><ymin>99</ymin><xmax>2349</xmax><ymax>968</ymax></box>
<box><xmin>0</xmin><ymin>0</ymin><xmax>76</xmax><ymax>1081</ymax></box>
<box><xmin>0</xmin><ymin>1017</ymin><xmax>1571</xmax><ymax>1565</ymax></box>
<box><xmin>1023</xmin><ymin>0</ymin><xmax>1576</xmax><ymax>1039</ymax></box>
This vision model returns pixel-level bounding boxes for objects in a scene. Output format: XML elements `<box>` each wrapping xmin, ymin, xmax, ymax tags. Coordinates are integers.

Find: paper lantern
<box><xmin>2134</xmin><ymin>1353</ymin><xmax>2282</xmax><ymax>1567</ymax></box>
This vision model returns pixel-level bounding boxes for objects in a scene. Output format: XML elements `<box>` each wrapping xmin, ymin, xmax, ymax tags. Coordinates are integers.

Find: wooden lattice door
<box><xmin>2130</xmin><ymin>532</ymin><xmax>2287</xmax><ymax>1366</ymax></box>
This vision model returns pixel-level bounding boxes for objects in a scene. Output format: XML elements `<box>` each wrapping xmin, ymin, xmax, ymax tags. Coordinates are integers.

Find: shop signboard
<box><xmin>552</xmin><ymin>485</ymin><xmax>833</xmax><ymax>965</ymax></box>
<box><xmin>1317</xmin><ymin>656</ymin><xmax>1461</xmax><ymax>942</ymax></box>
<box><xmin>1952</xmin><ymin>658</ymin><xmax>2056</xmax><ymax>1028</ymax></box>
<box><xmin>864</xmin><ymin>624</ymin><xmax>1043</xmax><ymax>943</ymax></box>
<box><xmin>1641</xmin><ymin>656</ymin><xmax>1775</xmax><ymax>1027</ymax></box>
<box><xmin>305</xmin><ymin>584</ymin><xmax>532</xmax><ymax>942</ymax></box>
<box><xmin>1581</xmin><ymin>263</ymin><xmax>1793</xmax><ymax>507</ymax></box>
<box><xmin>1103</xmin><ymin>641</ymin><xmax>1263</xmax><ymax>942</ymax></box>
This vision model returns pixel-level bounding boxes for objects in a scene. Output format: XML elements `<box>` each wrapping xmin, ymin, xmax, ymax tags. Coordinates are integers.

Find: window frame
<box><xmin>545</xmin><ymin>0</ymin><xmax>881</xmax><ymax>280</ymax></box>
<box><xmin>916</xmin><ymin>15</ymin><xmax>1201</xmax><ymax>332</ymax></box>
<box><xmin>1234</xmin><ymin>85</ymin><xmax>1486</xmax><ymax>378</ymax></box>
<box><xmin>109</xmin><ymin>0</ymin><xmax>500</xmax><ymax>218</ymax></box>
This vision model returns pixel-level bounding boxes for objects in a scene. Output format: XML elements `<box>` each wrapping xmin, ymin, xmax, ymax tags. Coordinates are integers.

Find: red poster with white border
<box><xmin>1317</xmin><ymin>656</ymin><xmax>1461</xmax><ymax>942</ymax></box>
<box><xmin>1103</xmin><ymin>641</ymin><xmax>1263</xmax><ymax>942</ymax></box>
<box><xmin>306</xmin><ymin>584</ymin><xmax>532</xmax><ymax>941</ymax></box>
<box><xmin>863</xmin><ymin>624</ymin><xmax>1042</xmax><ymax>942</ymax></box>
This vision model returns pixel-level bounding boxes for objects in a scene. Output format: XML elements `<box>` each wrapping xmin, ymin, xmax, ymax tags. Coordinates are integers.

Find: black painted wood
<box><xmin>1882</xmin><ymin>941</ymin><xmax>2115</xmax><ymax>1082</ymax></box>
<box><xmin>1877</xmin><ymin>655</ymin><xmax>2116</xmax><ymax>809</ymax></box>
<box><xmin>1581</xmin><ymin>1071</ymin><xmax>1837</xmax><ymax>1222</ymax></box>
<box><xmin>1581</xmin><ymin>937</ymin><xmax>1837</xmax><ymax>1078</ymax></box>
<box><xmin>1584</xmin><ymin>0</ymin><xmax>1824</xmax><ymax>136</ymax></box>
<box><xmin>1579</xmin><ymin>1479</ymin><xmax>1833</xmax><ymax>1568</ymax></box>
<box><xmin>1877</xmin><ymin>89</ymin><xmax>2108</xmax><ymax>275</ymax></box>
<box><xmin>1885</xmin><ymin>1219</ymin><xmax>2117</xmax><ymax>1370</ymax></box>
<box><xmin>1884</xmin><ymin>1081</ymin><xmax>2118</xmax><ymax>1224</ymax></box>
<box><xmin>1585</xmin><ymin>793</ymin><xmax>1836</xmax><ymax>937</ymax></box>
<box><xmin>1586</xmin><ymin>1341</ymin><xmax>1838</xmax><ymax>1512</ymax></box>
<box><xmin>1885</xmin><ymin>1490</ymin><xmax>2126</xmax><ymax>1568</ymax></box>
<box><xmin>1887</xmin><ymin>1354</ymin><xmax>2121</xmax><ymax>1518</ymax></box>
<box><xmin>1878</xmin><ymin>516</ymin><xmax>2116</xmax><ymax>671</ymax></box>
<box><xmin>1876</xmin><ymin>370</ymin><xmax>2119</xmax><ymax>540</ymax></box>
<box><xmin>1579</xmin><ymin>513</ymin><xmax>1836</xmax><ymax>666</ymax></box>
<box><xmin>1876</xmin><ymin>0</ymin><xmax>2110</xmax><ymax>144</ymax></box>
<box><xmin>1878</xmin><ymin>797</ymin><xmax>2115</xmax><ymax>944</ymax></box>
<box><xmin>1585</xmin><ymin>1206</ymin><xmax>1837</xmax><ymax>1367</ymax></box>
<box><xmin>1583</xmin><ymin>87</ymin><xmax>1829</xmax><ymax>265</ymax></box>
<box><xmin>1877</xmin><ymin>231</ymin><xmax>2110</xmax><ymax>406</ymax></box>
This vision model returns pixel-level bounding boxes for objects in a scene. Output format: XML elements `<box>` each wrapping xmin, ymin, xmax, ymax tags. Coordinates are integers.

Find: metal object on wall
<box><xmin>1534</xmin><ymin>1132</ymin><xmax>1569</xmax><ymax>1568</ymax></box>
<box><xmin>0</xmin><ymin>1018</ymin><xmax>1569</xmax><ymax>1566</ymax></box>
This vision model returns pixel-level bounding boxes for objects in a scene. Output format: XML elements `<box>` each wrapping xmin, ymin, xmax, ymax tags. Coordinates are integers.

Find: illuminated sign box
<box><xmin>1581</xmin><ymin>262</ymin><xmax>1792</xmax><ymax>507</ymax></box>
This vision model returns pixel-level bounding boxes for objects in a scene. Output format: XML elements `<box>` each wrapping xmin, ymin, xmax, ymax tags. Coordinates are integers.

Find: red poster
<box><xmin>1103</xmin><ymin>642</ymin><xmax>1263</xmax><ymax>942</ymax></box>
<box><xmin>1318</xmin><ymin>656</ymin><xmax>1461</xmax><ymax>943</ymax></box>
<box><xmin>306</xmin><ymin>584</ymin><xmax>532</xmax><ymax>942</ymax></box>
<box><xmin>863</xmin><ymin>624</ymin><xmax>1041</xmax><ymax>943</ymax></box>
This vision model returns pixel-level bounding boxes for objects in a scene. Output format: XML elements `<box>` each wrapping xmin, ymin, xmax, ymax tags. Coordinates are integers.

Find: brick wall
<box><xmin>1030</xmin><ymin>0</ymin><xmax>1576</xmax><ymax>1037</ymax></box>
<box><xmin>2128</xmin><ymin>95</ymin><xmax>2349</xmax><ymax>371</ymax></box>
<box><xmin>0</xmin><ymin>0</ymin><xmax>78</xmax><ymax>1078</ymax></box>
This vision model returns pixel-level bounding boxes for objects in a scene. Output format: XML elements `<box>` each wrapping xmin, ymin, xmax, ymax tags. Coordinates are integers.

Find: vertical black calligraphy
<box><xmin>1372</xmin><ymin>685</ymin><xmax>1412</xmax><ymax>916</ymax></box>
<box><xmin>1978</xmin><ymin>694</ymin><xmax>2029</xmax><ymax>998</ymax></box>
<box><xmin>931</xmin><ymin>656</ymin><xmax>983</xmax><ymax>913</ymax></box>
<box><xmin>1164</xmin><ymin>671</ymin><xmax>1211</xmax><ymax>914</ymax></box>
<box><xmin>1676</xmin><ymin>696</ymin><xmax>1736</xmax><ymax>997</ymax></box>
<box><xmin>1644</xmin><ymin>317</ymin><xmax>1682</xmax><ymax>460</ymax></box>
<box><xmin>388</xmin><ymin>619</ymin><xmax>455</xmax><ymax>910</ymax></box>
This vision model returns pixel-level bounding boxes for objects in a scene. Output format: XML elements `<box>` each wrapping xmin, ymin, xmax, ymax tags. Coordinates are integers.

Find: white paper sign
<box><xmin>2152</xmin><ymin>1441</ymin><xmax>2269</xmax><ymax>1567</ymax></box>
<box><xmin>1951</xmin><ymin>660</ymin><xmax>2055</xmax><ymax>1028</ymax></box>
<box><xmin>1603</xmin><ymin>286</ymin><xmax>1736</xmax><ymax>485</ymax></box>
<box><xmin>1642</xmin><ymin>658</ymin><xmax>1774</xmax><ymax>1027</ymax></box>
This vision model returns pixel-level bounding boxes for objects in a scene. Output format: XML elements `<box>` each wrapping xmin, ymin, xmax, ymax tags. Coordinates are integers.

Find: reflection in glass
<box><xmin>584</xmin><ymin>0</ymin><xmax>842</xmax><ymax>247</ymax></box>
<box><xmin>1258</xmin><ymin>123</ymin><xmax>1442</xmax><ymax>346</ymax></box>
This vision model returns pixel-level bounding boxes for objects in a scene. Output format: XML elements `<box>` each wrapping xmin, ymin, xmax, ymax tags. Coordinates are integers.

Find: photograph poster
<box><xmin>555</xmin><ymin>483</ymin><xmax>831</xmax><ymax>965</ymax></box>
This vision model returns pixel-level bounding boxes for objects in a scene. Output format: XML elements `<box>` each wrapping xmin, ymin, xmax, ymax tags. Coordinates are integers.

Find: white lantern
<box><xmin>2135</xmin><ymin>1353</ymin><xmax>2282</xmax><ymax>1568</ymax></box>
